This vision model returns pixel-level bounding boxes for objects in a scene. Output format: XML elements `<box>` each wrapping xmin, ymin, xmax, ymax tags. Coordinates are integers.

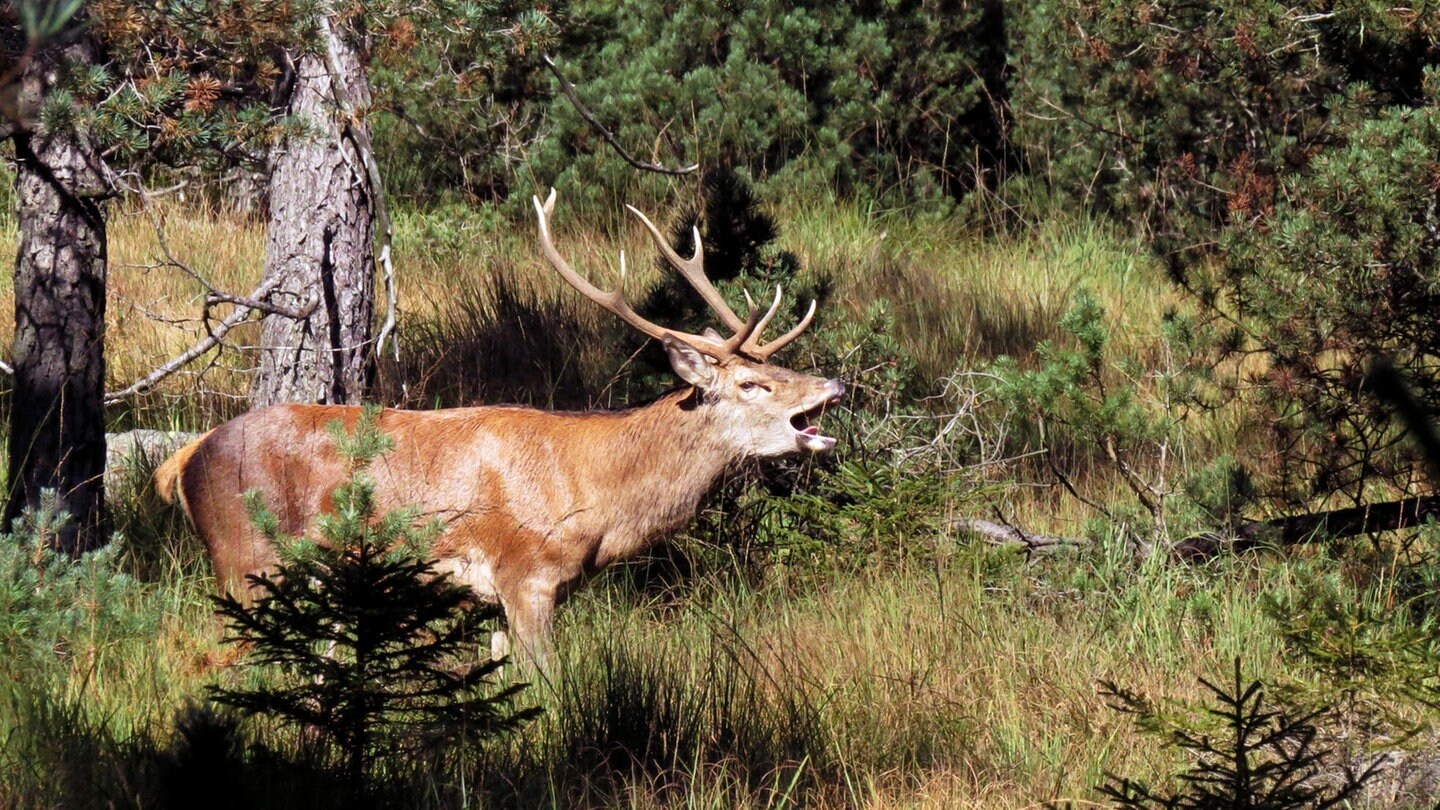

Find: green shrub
<box><xmin>368</xmin><ymin>3</ymin><xmax>555</xmax><ymax>204</ymax></box>
<box><xmin>1203</xmin><ymin>99</ymin><xmax>1440</xmax><ymax>503</ymax></box>
<box><xmin>1264</xmin><ymin>552</ymin><xmax>1440</xmax><ymax>724</ymax></box>
<box><xmin>0</xmin><ymin>491</ymin><xmax>156</xmax><ymax>674</ymax></box>
<box><xmin>1097</xmin><ymin>660</ymin><xmax>1384</xmax><ymax>808</ymax></box>
<box><xmin>497</xmin><ymin>0</ymin><xmax>1008</xmax><ymax>211</ymax></box>
<box><xmin>1008</xmin><ymin>2</ymin><xmax>1440</xmax><ymax>505</ymax></box>
<box><xmin>983</xmin><ymin>290</ymin><xmax>1242</xmax><ymax>551</ymax></box>
<box><xmin>1008</xmin><ymin>1</ymin><xmax>1437</xmax><ymax>240</ymax></box>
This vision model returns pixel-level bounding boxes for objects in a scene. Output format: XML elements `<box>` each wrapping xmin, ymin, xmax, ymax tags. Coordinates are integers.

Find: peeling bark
<box><xmin>251</xmin><ymin>26</ymin><xmax>375</xmax><ymax>406</ymax></box>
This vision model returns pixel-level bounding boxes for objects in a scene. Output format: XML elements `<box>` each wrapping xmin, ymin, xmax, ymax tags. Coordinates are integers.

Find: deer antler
<box><xmin>746</xmin><ymin>297</ymin><xmax>816</xmax><ymax>360</ymax></box>
<box><xmin>534</xmin><ymin>188</ymin><xmax>816</xmax><ymax>361</ymax></box>
<box><xmin>623</xmin><ymin>205</ymin><xmax>747</xmax><ymax>333</ymax></box>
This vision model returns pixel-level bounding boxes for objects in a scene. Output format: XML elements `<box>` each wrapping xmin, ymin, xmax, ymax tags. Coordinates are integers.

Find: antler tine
<box><xmin>751</xmin><ymin>286</ymin><xmax>784</xmax><ymax>342</ymax></box>
<box><xmin>535</xmin><ymin>190</ymin><xmax>738</xmax><ymax>357</ymax></box>
<box><xmin>750</xmin><ymin>298</ymin><xmax>817</xmax><ymax>360</ymax></box>
<box><xmin>720</xmin><ymin>286</ymin><xmax>781</xmax><ymax>355</ymax></box>
<box><xmin>533</xmin><ymin>191</ymin><xmax>671</xmax><ymax>344</ymax></box>
<box><xmin>731</xmin><ymin>286</ymin><xmax>784</xmax><ymax>356</ymax></box>
<box><xmin>625</xmin><ymin>204</ymin><xmax>748</xmax><ymax>333</ymax></box>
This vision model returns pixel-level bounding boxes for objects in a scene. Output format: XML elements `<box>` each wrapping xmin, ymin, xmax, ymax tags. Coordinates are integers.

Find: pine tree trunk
<box><xmin>4</xmin><ymin>45</ymin><xmax>109</xmax><ymax>553</ymax></box>
<box><xmin>251</xmin><ymin>27</ymin><xmax>375</xmax><ymax>406</ymax></box>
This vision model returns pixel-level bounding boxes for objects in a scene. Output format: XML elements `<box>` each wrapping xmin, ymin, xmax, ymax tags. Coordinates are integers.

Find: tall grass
<box><xmin>0</xmin><ymin>191</ymin><xmax>1170</xmax><ymax>416</ymax></box>
<box><xmin>0</xmin><ymin>521</ymin><xmax>1352</xmax><ymax>808</ymax></box>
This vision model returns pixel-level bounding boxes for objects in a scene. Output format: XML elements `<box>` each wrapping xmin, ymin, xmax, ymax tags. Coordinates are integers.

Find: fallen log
<box><xmin>1172</xmin><ymin>495</ymin><xmax>1440</xmax><ymax>559</ymax></box>
<box><xmin>104</xmin><ymin>430</ymin><xmax>201</xmax><ymax>491</ymax></box>
<box><xmin>954</xmin><ymin>495</ymin><xmax>1440</xmax><ymax>560</ymax></box>
<box><xmin>951</xmin><ymin>517</ymin><xmax>1086</xmax><ymax>552</ymax></box>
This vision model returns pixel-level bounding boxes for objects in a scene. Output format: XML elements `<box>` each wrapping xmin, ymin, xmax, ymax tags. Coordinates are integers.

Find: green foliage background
<box><xmin>372</xmin><ymin>0</ymin><xmax>1007</xmax><ymax>209</ymax></box>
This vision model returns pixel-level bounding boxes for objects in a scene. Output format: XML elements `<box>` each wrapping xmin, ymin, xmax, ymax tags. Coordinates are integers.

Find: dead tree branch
<box><xmin>953</xmin><ymin>517</ymin><xmax>1087</xmax><ymax>552</ymax></box>
<box><xmin>104</xmin><ymin>276</ymin><xmax>285</xmax><ymax>404</ymax></box>
<box><xmin>542</xmin><ymin>51</ymin><xmax>699</xmax><ymax>177</ymax></box>
<box><xmin>1174</xmin><ymin>496</ymin><xmax>1440</xmax><ymax>559</ymax></box>
<box><xmin>0</xmin><ymin>178</ymin><xmax>316</xmax><ymax>388</ymax></box>
<box><xmin>203</xmin><ymin>287</ymin><xmax>317</xmax><ymax>320</ymax></box>
<box><xmin>961</xmin><ymin>496</ymin><xmax>1440</xmax><ymax>561</ymax></box>
<box><xmin>122</xmin><ymin>176</ymin><xmax>319</xmax><ymax>319</ymax></box>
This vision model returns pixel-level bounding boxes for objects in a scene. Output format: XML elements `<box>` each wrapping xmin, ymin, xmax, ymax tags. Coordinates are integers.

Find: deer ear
<box><xmin>662</xmin><ymin>335</ymin><xmax>717</xmax><ymax>388</ymax></box>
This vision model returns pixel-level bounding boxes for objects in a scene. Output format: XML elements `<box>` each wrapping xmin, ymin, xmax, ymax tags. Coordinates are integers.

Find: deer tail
<box><xmin>154</xmin><ymin>431</ymin><xmax>212</xmax><ymax>512</ymax></box>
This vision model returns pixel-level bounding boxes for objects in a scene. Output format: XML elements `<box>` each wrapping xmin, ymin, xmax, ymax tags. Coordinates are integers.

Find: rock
<box><xmin>105</xmin><ymin>430</ymin><xmax>200</xmax><ymax>491</ymax></box>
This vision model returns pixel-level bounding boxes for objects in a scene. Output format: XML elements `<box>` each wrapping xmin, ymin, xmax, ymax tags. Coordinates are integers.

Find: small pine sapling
<box><xmin>987</xmin><ymin>289</ymin><xmax>1238</xmax><ymax>554</ymax></box>
<box><xmin>208</xmin><ymin>405</ymin><xmax>539</xmax><ymax>782</ymax></box>
<box><xmin>0</xmin><ymin>489</ymin><xmax>154</xmax><ymax>669</ymax></box>
<box><xmin>1097</xmin><ymin>659</ymin><xmax>1384</xmax><ymax>808</ymax></box>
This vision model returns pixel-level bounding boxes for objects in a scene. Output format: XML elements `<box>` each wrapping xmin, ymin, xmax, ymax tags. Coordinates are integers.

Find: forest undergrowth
<box><xmin>0</xmin><ymin>194</ymin><xmax>1437</xmax><ymax>807</ymax></box>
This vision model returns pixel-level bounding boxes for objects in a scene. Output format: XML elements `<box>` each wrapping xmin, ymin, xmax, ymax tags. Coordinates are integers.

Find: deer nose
<box><xmin>827</xmin><ymin>379</ymin><xmax>845</xmax><ymax>402</ymax></box>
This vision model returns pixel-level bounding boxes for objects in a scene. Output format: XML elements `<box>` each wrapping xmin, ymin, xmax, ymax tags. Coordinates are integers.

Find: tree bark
<box><xmin>251</xmin><ymin>25</ymin><xmax>375</xmax><ymax>406</ymax></box>
<box><xmin>4</xmin><ymin>42</ymin><xmax>109</xmax><ymax>553</ymax></box>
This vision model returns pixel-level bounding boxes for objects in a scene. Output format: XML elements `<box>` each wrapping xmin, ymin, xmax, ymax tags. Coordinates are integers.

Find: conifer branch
<box><xmin>542</xmin><ymin>51</ymin><xmax>699</xmax><ymax>177</ymax></box>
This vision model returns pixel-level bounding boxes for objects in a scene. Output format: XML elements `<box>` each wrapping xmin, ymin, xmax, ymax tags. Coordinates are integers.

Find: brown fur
<box><xmin>158</xmin><ymin>356</ymin><xmax>842</xmax><ymax>663</ymax></box>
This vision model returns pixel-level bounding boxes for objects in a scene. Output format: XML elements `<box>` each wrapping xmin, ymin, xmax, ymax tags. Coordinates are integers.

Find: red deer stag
<box><xmin>155</xmin><ymin>188</ymin><xmax>842</xmax><ymax>663</ymax></box>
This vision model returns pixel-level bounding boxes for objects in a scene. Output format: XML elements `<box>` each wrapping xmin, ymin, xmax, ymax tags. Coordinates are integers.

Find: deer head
<box><xmin>533</xmin><ymin>189</ymin><xmax>843</xmax><ymax>457</ymax></box>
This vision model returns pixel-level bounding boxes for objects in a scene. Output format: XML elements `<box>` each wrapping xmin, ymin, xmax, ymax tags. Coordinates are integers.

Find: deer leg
<box><xmin>502</xmin><ymin>583</ymin><xmax>557</xmax><ymax>674</ymax></box>
<box><xmin>489</xmin><ymin>629</ymin><xmax>510</xmax><ymax>661</ymax></box>
<box><xmin>431</xmin><ymin>553</ymin><xmax>510</xmax><ymax>664</ymax></box>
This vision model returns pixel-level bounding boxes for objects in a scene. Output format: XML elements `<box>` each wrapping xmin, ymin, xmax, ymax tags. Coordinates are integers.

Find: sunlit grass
<box><xmin>0</xmin><ymin>192</ymin><xmax>1173</xmax><ymax>416</ymax></box>
<box><xmin>0</xmin><ymin>525</ymin><xmax>1328</xmax><ymax>807</ymax></box>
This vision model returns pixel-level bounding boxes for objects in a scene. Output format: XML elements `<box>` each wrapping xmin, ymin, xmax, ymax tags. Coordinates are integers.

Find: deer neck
<box><xmin>586</xmin><ymin>388</ymin><xmax>739</xmax><ymax>562</ymax></box>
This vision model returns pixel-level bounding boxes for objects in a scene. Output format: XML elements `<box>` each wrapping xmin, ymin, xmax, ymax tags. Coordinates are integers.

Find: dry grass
<box><xmin>785</xmin><ymin>199</ymin><xmax>1180</xmax><ymax>376</ymax></box>
<box><xmin>531</xmin><ymin>548</ymin><xmax>1295</xmax><ymax>808</ymax></box>
<box><xmin>0</xmin><ymin>193</ymin><xmax>1176</xmax><ymax>415</ymax></box>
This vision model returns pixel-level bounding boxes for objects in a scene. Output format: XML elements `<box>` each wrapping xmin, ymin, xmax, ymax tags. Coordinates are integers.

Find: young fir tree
<box><xmin>209</xmin><ymin>406</ymin><xmax>538</xmax><ymax>783</ymax></box>
<box><xmin>1098</xmin><ymin>660</ymin><xmax>1384</xmax><ymax>808</ymax></box>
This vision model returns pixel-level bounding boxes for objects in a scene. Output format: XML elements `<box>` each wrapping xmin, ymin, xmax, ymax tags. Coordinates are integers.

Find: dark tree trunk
<box><xmin>4</xmin><ymin>44</ymin><xmax>109</xmax><ymax>553</ymax></box>
<box><xmin>251</xmin><ymin>25</ymin><xmax>375</xmax><ymax>406</ymax></box>
<box><xmin>1173</xmin><ymin>495</ymin><xmax>1440</xmax><ymax>559</ymax></box>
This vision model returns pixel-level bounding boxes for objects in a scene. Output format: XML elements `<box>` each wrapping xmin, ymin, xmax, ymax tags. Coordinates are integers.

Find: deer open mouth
<box><xmin>791</xmin><ymin>397</ymin><xmax>839</xmax><ymax>452</ymax></box>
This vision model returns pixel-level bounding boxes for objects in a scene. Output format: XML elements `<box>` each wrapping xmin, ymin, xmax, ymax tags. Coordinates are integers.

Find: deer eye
<box><xmin>739</xmin><ymin>381</ymin><xmax>762</xmax><ymax>392</ymax></box>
